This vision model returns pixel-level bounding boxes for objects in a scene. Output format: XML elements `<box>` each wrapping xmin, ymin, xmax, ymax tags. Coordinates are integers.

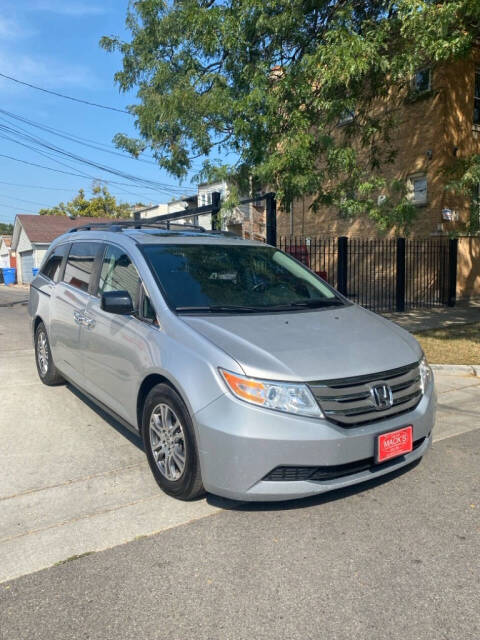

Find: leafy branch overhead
<box><xmin>101</xmin><ymin>0</ymin><xmax>479</xmax><ymax>230</ymax></box>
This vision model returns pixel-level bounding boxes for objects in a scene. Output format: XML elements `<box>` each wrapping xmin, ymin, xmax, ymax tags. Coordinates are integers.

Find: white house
<box><xmin>0</xmin><ymin>236</ymin><xmax>13</xmax><ymax>268</ymax></box>
<box><xmin>135</xmin><ymin>181</ymin><xmax>267</xmax><ymax>239</ymax></box>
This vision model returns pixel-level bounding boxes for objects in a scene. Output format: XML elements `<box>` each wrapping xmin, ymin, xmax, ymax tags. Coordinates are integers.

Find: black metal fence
<box><xmin>278</xmin><ymin>235</ymin><xmax>457</xmax><ymax>312</ymax></box>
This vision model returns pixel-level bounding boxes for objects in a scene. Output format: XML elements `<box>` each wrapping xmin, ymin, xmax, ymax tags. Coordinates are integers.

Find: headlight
<box><xmin>419</xmin><ymin>355</ymin><xmax>432</xmax><ymax>393</ymax></box>
<box><xmin>219</xmin><ymin>369</ymin><xmax>324</xmax><ymax>418</ymax></box>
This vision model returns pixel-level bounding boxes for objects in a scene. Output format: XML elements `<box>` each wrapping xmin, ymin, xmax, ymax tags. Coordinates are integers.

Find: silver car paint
<box><xmin>29</xmin><ymin>229</ymin><xmax>436</xmax><ymax>501</ymax></box>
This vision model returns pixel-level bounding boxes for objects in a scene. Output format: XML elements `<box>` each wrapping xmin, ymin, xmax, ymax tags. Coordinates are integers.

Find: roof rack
<box><xmin>67</xmin><ymin>216</ymin><xmax>207</xmax><ymax>234</ymax></box>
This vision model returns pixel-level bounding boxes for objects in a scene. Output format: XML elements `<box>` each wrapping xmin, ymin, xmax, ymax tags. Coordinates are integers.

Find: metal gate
<box><xmin>278</xmin><ymin>236</ymin><xmax>457</xmax><ymax>312</ymax></box>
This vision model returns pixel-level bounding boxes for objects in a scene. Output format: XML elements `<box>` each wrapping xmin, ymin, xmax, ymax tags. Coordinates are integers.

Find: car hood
<box><xmin>181</xmin><ymin>304</ymin><xmax>422</xmax><ymax>381</ymax></box>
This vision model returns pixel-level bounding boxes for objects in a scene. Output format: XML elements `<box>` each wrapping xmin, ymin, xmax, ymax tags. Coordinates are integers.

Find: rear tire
<box><xmin>34</xmin><ymin>322</ymin><xmax>65</xmax><ymax>386</ymax></box>
<box><xmin>142</xmin><ymin>383</ymin><xmax>204</xmax><ymax>500</ymax></box>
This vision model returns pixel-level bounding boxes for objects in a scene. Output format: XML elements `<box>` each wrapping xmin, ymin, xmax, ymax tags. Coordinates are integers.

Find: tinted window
<box><xmin>99</xmin><ymin>245</ymin><xmax>140</xmax><ymax>309</ymax></box>
<box><xmin>63</xmin><ymin>242</ymin><xmax>99</xmax><ymax>293</ymax></box>
<box><xmin>41</xmin><ymin>243</ymin><xmax>69</xmax><ymax>282</ymax></box>
<box><xmin>142</xmin><ymin>244</ymin><xmax>340</xmax><ymax>313</ymax></box>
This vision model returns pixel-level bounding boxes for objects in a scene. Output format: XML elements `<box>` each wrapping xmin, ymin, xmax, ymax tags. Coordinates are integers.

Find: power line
<box><xmin>0</xmin><ymin>72</ymin><xmax>130</xmax><ymax>114</ymax></box>
<box><xmin>0</xmin><ymin>193</ymin><xmax>51</xmax><ymax>207</ymax></box>
<box><xmin>0</xmin><ymin>201</ymin><xmax>37</xmax><ymax>214</ymax></box>
<box><xmin>0</xmin><ymin>179</ymin><xmax>80</xmax><ymax>191</ymax></box>
<box><xmin>0</xmin><ymin>108</ymin><xmax>158</xmax><ymax>166</ymax></box>
<box><xmin>0</xmin><ymin>123</ymin><xmax>197</xmax><ymax>194</ymax></box>
<box><xmin>0</xmin><ymin>152</ymin><xmax>98</xmax><ymax>179</ymax></box>
<box><xmin>0</xmin><ymin>107</ymin><xmax>204</xmax><ymax>173</ymax></box>
<box><xmin>0</xmin><ymin>151</ymin><xmax>183</xmax><ymax>196</ymax></box>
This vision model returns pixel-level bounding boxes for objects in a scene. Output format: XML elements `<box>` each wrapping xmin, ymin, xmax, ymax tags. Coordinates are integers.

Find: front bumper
<box><xmin>194</xmin><ymin>382</ymin><xmax>436</xmax><ymax>501</ymax></box>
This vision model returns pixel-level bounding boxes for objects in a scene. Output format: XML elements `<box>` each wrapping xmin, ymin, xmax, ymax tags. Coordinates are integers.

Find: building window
<box><xmin>407</xmin><ymin>174</ymin><xmax>428</xmax><ymax>205</ymax></box>
<box><xmin>474</xmin><ymin>69</ymin><xmax>480</xmax><ymax>125</ymax></box>
<box><xmin>412</xmin><ymin>68</ymin><xmax>431</xmax><ymax>93</ymax></box>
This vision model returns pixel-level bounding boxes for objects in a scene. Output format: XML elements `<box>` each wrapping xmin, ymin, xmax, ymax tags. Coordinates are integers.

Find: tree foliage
<box><xmin>0</xmin><ymin>223</ymin><xmax>13</xmax><ymax>235</ymax></box>
<box><xmin>101</xmin><ymin>0</ymin><xmax>480</xmax><ymax>232</ymax></box>
<box><xmin>38</xmin><ymin>183</ymin><xmax>141</xmax><ymax>218</ymax></box>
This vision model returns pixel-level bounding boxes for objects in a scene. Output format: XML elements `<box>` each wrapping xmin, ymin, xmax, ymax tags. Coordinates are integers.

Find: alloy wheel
<box><xmin>37</xmin><ymin>330</ymin><xmax>49</xmax><ymax>376</ymax></box>
<box><xmin>149</xmin><ymin>403</ymin><xmax>186</xmax><ymax>481</ymax></box>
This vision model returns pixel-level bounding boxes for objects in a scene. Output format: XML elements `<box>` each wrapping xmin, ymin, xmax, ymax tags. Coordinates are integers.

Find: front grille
<box><xmin>309</xmin><ymin>361</ymin><xmax>422</xmax><ymax>427</ymax></box>
<box><xmin>264</xmin><ymin>437</ymin><xmax>426</xmax><ymax>482</ymax></box>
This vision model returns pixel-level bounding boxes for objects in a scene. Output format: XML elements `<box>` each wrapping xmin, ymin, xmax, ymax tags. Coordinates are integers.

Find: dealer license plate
<box><xmin>376</xmin><ymin>426</ymin><xmax>413</xmax><ymax>463</ymax></box>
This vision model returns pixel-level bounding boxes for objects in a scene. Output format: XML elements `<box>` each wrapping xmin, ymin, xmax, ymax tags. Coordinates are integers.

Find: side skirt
<box><xmin>59</xmin><ymin>370</ymin><xmax>141</xmax><ymax>438</ymax></box>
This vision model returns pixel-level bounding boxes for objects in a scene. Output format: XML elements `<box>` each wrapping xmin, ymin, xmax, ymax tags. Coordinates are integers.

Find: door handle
<box><xmin>73</xmin><ymin>310</ymin><xmax>84</xmax><ymax>326</ymax></box>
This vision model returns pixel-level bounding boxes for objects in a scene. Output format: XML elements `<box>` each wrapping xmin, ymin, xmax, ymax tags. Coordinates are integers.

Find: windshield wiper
<box><xmin>175</xmin><ymin>300</ymin><xmax>343</xmax><ymax>314</ymax></box>
<box><xmin>176</xmin><ymin>305</ymin><xmax>262</xmax><ymax>313</ymax></box>
<box><xmin>287</xmin><ymin>299</ymin><xmax>344</xmax><ymax>308</ymax></box>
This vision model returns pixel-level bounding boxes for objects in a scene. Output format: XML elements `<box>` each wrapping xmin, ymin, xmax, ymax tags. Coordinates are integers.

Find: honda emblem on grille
<box><xmin>370</xmin><ymin>383</ymin><xmax>393</xmax><ymax>410</ymax></box>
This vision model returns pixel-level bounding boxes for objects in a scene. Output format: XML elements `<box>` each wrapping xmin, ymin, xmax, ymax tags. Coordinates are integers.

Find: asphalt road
<box><xmin>2</xmin><ymin>430</ymin><xmax>479</xmax><ymax>640</ymax></box>
<box><xmin>1</xmin><ymin>285</ymin><xmax>479</xmax><ymax>640</ymax></box>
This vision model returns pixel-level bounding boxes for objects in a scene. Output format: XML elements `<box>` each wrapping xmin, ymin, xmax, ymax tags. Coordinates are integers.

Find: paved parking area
<box><xmin>0</xmin><ymin>291</ymin><xmax>218</xmax><ymax>583</ymax></box>
<box><xmin>1</xmin><ymin>287</ymin><xmax>480</xmax><ymax>639</ymax></box>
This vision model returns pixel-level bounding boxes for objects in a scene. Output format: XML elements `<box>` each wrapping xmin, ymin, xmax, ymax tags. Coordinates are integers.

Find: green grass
<box><xmin>413</xmin><ymin>322</ymin><xmax>480</xmax><ymax>365</ymax></box>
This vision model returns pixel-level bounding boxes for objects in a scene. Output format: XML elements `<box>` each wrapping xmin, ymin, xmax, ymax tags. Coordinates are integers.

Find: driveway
<box><xmin>0</xmin><ymin>289</ymin><xmax>218</xmax><ymax>583</ymax></box>
<box><xmin>1</xmin><ymin>289</ymin><xmax>480</xmax><ymax>639</ymax></box>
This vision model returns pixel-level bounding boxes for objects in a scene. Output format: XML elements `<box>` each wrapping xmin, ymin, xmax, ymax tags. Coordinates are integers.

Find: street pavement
<box><xmin>1</xmin><ymin>285</ymin><xmax>479</xmax><ymax>639</ymax></box>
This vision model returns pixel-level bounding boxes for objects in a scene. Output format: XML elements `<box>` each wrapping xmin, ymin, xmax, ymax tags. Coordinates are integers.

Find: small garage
<box><xmin>11</xmin><ymin>215</ymin><xmax>74</xmax><ymax>284</ymax></box>
<box><xmin>11</xmin><ymin>214</ymin><xmax>114</xmax><ymax>284</ymax></box>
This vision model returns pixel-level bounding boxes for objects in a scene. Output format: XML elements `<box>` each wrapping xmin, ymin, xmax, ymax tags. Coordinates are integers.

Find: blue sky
<box><xmin>0</xmin><ymin>0</ymin><xmax>200</xmax><ymax>225</ymax></box>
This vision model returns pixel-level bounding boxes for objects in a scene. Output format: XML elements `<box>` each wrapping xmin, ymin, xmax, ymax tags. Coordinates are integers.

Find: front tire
<box><xmin>142</xmin><ymin>384</ymin><xmax>204</xmax><ymax>500</ymax></box>
<box><xmin>34</xmin><ymin>322</ymin><xmax>65</xmax><ymax>386</ymax></box>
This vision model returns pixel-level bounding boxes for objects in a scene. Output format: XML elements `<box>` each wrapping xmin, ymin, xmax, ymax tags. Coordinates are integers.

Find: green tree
<box><xmin>38</xmin><ymin>183</ymin><xmax>141</xmax><ymax>218</ymax></box>
<box><xmin>0</xmin><ymin>223</ymin><xmax>14</xmax><ymax>235</ymax></box>
<box><xmin>101</xmin><ymin>0</ymin><xmax>479</xmax><ymax>232</ymax></box>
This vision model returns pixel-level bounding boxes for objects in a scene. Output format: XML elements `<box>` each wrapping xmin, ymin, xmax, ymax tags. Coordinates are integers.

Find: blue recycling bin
<box><xmin>2</xmin><ymin>268</ymin><xmax>16</xmax><ymax>285</ymax></box>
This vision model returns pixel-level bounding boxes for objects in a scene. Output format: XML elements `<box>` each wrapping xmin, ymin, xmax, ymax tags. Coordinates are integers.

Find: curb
<box><xmin>431</xmin><ymin>364</ymin><xmax>479</xmax><ymax>377</ymax></box>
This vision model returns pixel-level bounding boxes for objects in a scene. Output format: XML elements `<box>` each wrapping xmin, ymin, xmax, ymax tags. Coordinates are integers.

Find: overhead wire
<box><xmin>0</xmin><ymin>72</ymin><xmax>130</xmax><ymax>114</ymax></box>
<box><xmin>0</xmin><ymin>122</ymin><xmax>196</xmax><ymax>194</ymax></box>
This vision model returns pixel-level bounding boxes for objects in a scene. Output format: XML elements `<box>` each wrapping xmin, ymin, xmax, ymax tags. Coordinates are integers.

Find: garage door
<box><xmin>20</xmin><ymin>251</ymin><xmax>34</xmax><ymax>284</ymax></box>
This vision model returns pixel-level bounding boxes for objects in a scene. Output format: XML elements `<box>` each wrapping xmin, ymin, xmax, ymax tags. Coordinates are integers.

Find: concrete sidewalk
<box><xmin>382</xmin><ymin>299</ymin><xmax>480</xmax><ymax>332</ymax></box>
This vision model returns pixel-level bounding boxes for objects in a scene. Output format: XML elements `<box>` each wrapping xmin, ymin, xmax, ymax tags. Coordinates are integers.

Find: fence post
<box><xmin>337</xmin><ymin>236</ymin><xmax>348</xmax><ymax>296</ymax></box>
<box><xmin>447</xmin><ymin>238</ymin><xmax>458</xmax><ymax>307</ymax></box>
<box><xmin>211</xmin><ymin>191</ymin><xmax>221</xmax><ymax>230</ymax></box>
<box><xmin>265</xmin><ymin>193</ymin><xmax>277</xmax><ymax>246</ymax></box>
<box><xmin>396</xmin><ymin>238</ymin><xmax>406</xmax><ymax>312</ymax></box>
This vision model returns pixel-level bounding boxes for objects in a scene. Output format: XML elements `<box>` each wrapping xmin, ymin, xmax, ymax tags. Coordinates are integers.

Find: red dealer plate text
<box><xmin>377</xmin><ymin>426</ymin><xmax>413</xmax><ymax>463</ymax></box>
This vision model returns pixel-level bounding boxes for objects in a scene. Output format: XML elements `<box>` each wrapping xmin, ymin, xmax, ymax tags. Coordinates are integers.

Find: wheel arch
<box><xmin>33</xmin><ymin>315</ymin><xmax>45</xmax><ymax>335</ymax></box>
<box><xmin>136</xmin><ymin>373</ymin><xmax>189</xmax><ymax>432</ymax></box>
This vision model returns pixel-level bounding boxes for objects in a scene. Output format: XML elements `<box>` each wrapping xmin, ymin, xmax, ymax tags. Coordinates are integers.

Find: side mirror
<box><xmin>101</xmin><ymin>290</ymin><xmax>134</xmax><ymax>315</ymax></box>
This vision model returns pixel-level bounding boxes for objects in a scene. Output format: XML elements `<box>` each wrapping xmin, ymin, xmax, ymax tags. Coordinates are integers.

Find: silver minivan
<box><xmin>29</xmin><ymin>222</ymin><xmax>436</xmax><ymax>501</ymax></box>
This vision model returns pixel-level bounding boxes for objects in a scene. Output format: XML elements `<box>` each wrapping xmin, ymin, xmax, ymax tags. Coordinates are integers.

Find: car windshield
<box><xmin>142</xmin><ymin>244</ymin><xmax>343</xmax><ymax>313</ymax></box>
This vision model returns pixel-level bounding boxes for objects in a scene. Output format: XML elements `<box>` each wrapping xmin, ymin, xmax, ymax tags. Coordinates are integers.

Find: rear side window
<box><xmin>98</xmin><ymin>245</ymin><xmax>140</xmax><ymax>309</ymax></box>
<box><xmin>41</xmin><ymin>244</ymin><xmax>69</xmax><ymax>282</ymax></box>
<box><xmin>63</xmin><ymin>242</ymin><xmax>99</xmax><ymax>293</ymax></box>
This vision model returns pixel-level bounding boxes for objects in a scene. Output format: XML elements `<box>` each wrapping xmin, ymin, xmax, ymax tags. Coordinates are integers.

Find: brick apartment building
<box><xmin>277</xmin><ymin>51</ymin><xmax>480</xmax><ymax>239</ymax></box>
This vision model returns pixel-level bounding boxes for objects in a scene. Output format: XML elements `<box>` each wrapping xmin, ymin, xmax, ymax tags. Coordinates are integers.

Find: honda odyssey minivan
<box><xmin>29</xmin><ymin>221</ymin><xmax>435</xmax><ymax>501</ymax></box>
